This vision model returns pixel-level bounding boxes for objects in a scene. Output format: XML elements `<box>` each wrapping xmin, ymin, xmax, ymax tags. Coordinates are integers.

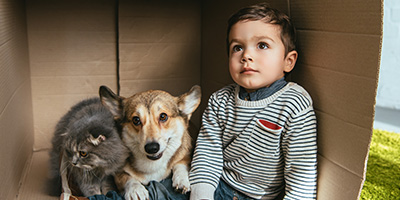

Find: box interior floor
<box><xmin>0</xmin><ymin>0</ymin><xmax>382</xmax><ymax>199</ymax></box>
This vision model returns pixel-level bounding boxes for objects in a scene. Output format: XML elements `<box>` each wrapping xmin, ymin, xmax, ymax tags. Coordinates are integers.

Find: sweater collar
<box><xmin>238</xmin><ymin>77</ymin><xmax>287</xmax><ymax>101</ymax></box>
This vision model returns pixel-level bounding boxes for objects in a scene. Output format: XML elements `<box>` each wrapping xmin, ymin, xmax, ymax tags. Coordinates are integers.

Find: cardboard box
<box><xmin>0</xmin><ymin>0</ymin><xmax>382</xmax><ymax>199</ymax></box>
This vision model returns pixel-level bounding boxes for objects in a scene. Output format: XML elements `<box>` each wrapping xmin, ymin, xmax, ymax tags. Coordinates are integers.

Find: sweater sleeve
<box><xmin>282</xmin><ymin>107</ymin><xmax>318</xmax><ymax>199</ymax></box>
<box><xmin>189</xmin><ymin>92</ymin><xmax>225</xmax><ymax>200</ymax></box>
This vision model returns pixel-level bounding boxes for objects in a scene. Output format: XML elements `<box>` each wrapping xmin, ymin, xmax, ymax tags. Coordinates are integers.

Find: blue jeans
<box><xmin>148</xmin><ymin>178</ymin><xmax>255</xmax><ymax>200</ymax></box>
<box><xmin>214</xmin><ymin>180</ymin><xmax>254</xmax><ymax>200</ymax></box>
<box><xmin>88</xmin><ymin>179</ymin><xmax>254</xmax><ymax>200</ymax></box>
<box><xmin>87</xmin><ymin>178</ymin><xmax>188</xmax><ymax>200</ymax></box>
<box><xmin>147</xmin><ymin>178</ymin><xmax>254</xmax><ymax>200</ymax></box>
<box><xmin>146</xmin><ymin>178</ymin><xmax>189</xmax><ymax>200</ymax></box>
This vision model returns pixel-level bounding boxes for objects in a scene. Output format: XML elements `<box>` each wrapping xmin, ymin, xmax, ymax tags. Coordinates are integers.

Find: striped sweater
<box><xmin>189</xmin><ymin>82</ymin><xmax>317</xmax><ymax>199</ymax></box>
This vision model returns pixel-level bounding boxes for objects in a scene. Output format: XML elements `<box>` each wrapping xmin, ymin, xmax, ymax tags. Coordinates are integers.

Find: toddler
<box><xmin>189</xmin><ymin>3</ymin><xmax>317</xmax><ymax>199</ymax></box>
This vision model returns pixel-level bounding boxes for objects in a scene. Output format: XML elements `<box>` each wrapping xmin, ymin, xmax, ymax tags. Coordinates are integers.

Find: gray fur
<box><xmin>49</xmin><ymin>98</ymin><xmax>129</xmax><ymax>197</ymax></box>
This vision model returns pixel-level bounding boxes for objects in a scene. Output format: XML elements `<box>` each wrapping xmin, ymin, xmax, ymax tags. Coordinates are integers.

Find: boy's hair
<box><xmin>227</xmin><ymin>3</ymin><xmax>296</xmax><ymax>56</ymax></box>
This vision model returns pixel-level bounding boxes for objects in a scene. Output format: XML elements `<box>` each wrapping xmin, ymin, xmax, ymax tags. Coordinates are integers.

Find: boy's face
<box><xmin>228</xmin><ymin>20</ymin><xmax>297</xmax><ymax>92</ymax></box>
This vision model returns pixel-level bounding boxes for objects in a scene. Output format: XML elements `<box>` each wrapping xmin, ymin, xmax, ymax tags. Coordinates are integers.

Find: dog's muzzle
<box><xmin>145</xmin><ymin>142</ymin><xmax>163</xmax><ymax>160</ymax></box>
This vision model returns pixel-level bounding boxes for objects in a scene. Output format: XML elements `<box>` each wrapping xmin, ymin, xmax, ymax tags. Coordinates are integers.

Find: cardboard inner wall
<box><xmin>290</xmin><ymin>1</ymin><xmax>382</xmax><ymax>199</ymax></box>
<box><xmin>118</xmin><ymin>0</ymin><xmax>202</xmax><ymax>126</ymax></box>
<box><xmin>118</xmin><ymin>0</ymin><xmax>201</xmax><ymax>97</ymax></box>
<box><xmin>26</xmin><ymin>0</ymin><xmax>119</xmax><ymax>151</ymax></box>
<box><xmin>0</xmin><ymin>0</ymin><xmax>382</xmax><ymax>199</ymax></box>
<box><xmin>0</xmin><ymin>0</ymin><xmax>34</xmax><ymax>199</ymax></box>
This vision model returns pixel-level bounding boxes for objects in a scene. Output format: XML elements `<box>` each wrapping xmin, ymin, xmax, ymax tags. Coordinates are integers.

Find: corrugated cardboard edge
<box><xmin>357</xmin><ymin>0</ymin><xmax>385</xmax><ymax>199</ymax></box>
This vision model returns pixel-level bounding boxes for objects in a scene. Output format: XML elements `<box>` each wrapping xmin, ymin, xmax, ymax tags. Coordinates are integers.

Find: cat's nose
<box><xmin>71</xmin><ymin>157</ymin><xmax>78</xmax><ymax>165</ymax></box>
<box><xmin>145</xmin><ymin>142</ymin><xmax>160</xmax><ymax>154</ymax></box>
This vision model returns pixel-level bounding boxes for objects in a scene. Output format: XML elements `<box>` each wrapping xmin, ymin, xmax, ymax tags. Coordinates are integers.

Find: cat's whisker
<box><xmin>60</xmin><ymin>160</ymin><xmax>69</xmax><ymax>176</ymax></box>
<box><xmin>91</xmin><ymin>169</ymin><xmax>100</xmax><ymax>180</ymax></box>
<box><xmin>67</xmin><ymin>167</ymin><xmax>73</xmax><ymax>181</ymax></box>
<box><xmin>82</xmin><ymin>169</ymin><xmax>88</xmax><ymax>182</ymax></box>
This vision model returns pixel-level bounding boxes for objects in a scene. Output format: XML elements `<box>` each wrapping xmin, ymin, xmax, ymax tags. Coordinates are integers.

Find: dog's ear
<box><xmin>99</xmin><ymin>85</ymin><xmax>124</xmax><ymax>120</ymax></box>
<box><xmin>178</xmin><ymin>85</ymin><xmax>201</xmax><ymax>120</ymax></box>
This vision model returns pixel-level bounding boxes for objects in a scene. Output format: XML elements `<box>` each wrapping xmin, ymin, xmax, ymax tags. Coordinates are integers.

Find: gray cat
<box><xmin>48</xmin><ymin>97</ymin><xmax>129</xmax><ymax>197</ymax></box>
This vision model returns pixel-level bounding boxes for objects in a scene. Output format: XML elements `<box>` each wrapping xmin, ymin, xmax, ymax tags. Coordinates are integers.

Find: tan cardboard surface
<box><xmin>118</xmin><ymin>0</ymin><xmax>201</xmax><ymax>97</ymax></box>
<box><xmin>18</xmin><ymin>151</ymin><xmax>58</xmax><ymax>200</ymax></box>
<box><xmin>290</xmin><ymin>0</ymin><xmax>382</xmax><ymax>35</ymax></box>
<box><xmin>0</xmin><ymin>81</ymin><xmax>34</xmax><ymax>200</ymax></box>
<box><xmin>26</xmin><ymin>0</ymin><xmax>118</xmax><ymax>150</ymax></box>
<box><xmin>118</xmin><ymin>0</ymin><xmax>202</xmax><ymax>126</ymax></box>
<box><xmin>0</xmin><ymin>0</ymin><xmax>34</xmax><ymax>199</ymax></box>
<box><xmin>290</xmin><ymin>0</ymin><xmax>382</xmax><ymax>198</ymax></box>
<box><xmin>318</xmin><ymin>156</ymin><xmax>363</xmax><ymax>200</ymax></box>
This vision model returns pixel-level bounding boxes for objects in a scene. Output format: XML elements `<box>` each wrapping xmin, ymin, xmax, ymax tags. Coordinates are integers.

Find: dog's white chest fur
<box><xmin>135</xmin><ymin>156</ymin><xmax>169</xmax><ymax>184</ymax></box>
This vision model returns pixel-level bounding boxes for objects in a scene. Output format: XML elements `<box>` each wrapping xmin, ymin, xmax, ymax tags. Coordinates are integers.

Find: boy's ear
<box><xmin>284</xmin><ymin>50</ymin><xmax>298</xmax><ymax>73</ymax></box>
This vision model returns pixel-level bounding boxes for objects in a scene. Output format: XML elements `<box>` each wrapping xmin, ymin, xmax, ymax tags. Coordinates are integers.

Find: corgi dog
<box><xmin>99</xmin><ymin>85</ymin><xmax>201</xmax><ymax>200</ymax></box>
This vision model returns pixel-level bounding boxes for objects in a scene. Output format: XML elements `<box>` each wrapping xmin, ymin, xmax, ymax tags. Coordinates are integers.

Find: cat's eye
<box><xmin>79</xmin><ymin>151</ymin><xmax>88</xmax><ymax>157</ymax></box>
<box><xmin>132</xmin><ymin>116</ymin><xmax>141</xmax><ymax>126</ymax></box>
<box><xmin>159</xmin><ymin>113</ymin><xmax>168</xmax><ymax>122</ymax></box>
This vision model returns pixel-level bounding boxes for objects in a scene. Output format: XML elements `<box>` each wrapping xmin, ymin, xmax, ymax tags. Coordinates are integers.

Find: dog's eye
<box><xmin>79</xmin><ymin>151</ymin><xmax>88</xmax><ymax>158</ymax></box>
<box><xmin>159</xmin><ymin>113</ymin><xmax>168</xmax><ymax>122</ymax></box>
<box><xmin>132</xmin><ymin>116</ymin><xmax>141</xmax><ymax>126</ymax></box>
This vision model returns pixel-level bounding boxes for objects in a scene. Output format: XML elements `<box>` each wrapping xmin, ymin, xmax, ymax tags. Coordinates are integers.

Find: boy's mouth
<box><xmin>241</xmin><ymin>68</ymin><xmax>257</xmax><ymax>74</ymax></box>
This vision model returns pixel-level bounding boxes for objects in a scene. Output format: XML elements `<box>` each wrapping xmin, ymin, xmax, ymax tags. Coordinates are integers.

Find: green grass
<box><xmin>360</xmin><ymin>129</ymin><xmax>400</xmax><ymax>200</ymax></box>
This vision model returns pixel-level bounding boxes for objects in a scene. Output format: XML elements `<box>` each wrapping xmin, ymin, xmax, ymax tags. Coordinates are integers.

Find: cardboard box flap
<box><xmin>290</xmin><ymin>0</ymin><xmax>383</xmax><ymax>198</ymax></box>
<box><xmin>318</xmin><ymin>156</ymin><xmax>364</xmax><ymax>200</ymax></box>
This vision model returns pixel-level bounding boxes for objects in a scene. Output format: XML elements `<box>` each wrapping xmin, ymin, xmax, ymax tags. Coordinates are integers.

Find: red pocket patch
<box><xmin>257</xmin><ymin>119</ymin><xmax>282</xmax><ymax>131</ymax></box>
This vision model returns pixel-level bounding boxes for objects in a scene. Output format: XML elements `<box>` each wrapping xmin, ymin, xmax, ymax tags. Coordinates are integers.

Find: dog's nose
<box><xmin>145</xmin><ymin>142</ymin><xmax>160</xmax><ymax>154</ymax></box>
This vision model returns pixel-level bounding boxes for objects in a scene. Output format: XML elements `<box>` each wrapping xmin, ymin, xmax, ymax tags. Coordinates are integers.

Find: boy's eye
<box><xmin>232</xmin><ymin>45</ymin><xmax>242</xmax><ymax>52</ymax></box>
<box><xmin>258</xmin><ymin>42</ymin><xmax>268</xmax><ymax>49</ymax></box>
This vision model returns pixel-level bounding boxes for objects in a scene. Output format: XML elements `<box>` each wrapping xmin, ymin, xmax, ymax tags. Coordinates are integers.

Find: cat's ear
<box><xmin>88</xmin><ymin>134</ymin><xmax>106</xmax><ymax>146</ymax></box>
<box><xmin>99</xmin><ymin>85</ymin><xmax>124</xmax><ymax>120</ymax></box>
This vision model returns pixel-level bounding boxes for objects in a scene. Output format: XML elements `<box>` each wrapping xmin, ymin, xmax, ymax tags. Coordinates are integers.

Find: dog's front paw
<box><xmin>172</xmin><ymin>166</ymin><xmax>190</xmax><ymax>194</ymax></box>
<box><xmin>124</xmin><ymin>179</ymin><xmax>149</xmax><ymax>200</ymax></box>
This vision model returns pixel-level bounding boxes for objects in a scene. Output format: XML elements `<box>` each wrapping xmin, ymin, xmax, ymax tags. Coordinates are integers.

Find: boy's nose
<box><xmin>241</xmin><ymin>49</ymin><xmax>253</xmax><ymax>62</ymax></box>
<box><xmin>241</xmin><ymin>55</ymin><xmax>253</xmax><ymax>62</ymax></box>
